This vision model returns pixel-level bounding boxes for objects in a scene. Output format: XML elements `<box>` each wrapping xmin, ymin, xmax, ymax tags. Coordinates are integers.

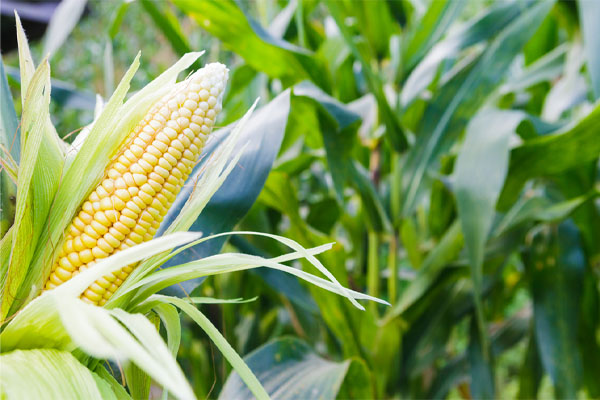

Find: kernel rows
<box><xmin>45</xmin><ymin>64</ymin><xmax>228</xmax><ymax>305</ymax></box>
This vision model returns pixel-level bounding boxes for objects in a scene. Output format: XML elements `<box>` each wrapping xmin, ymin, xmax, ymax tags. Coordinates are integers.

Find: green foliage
<box><xmin>138</xmin><ymin>0</ymin><xmax>600</xmax><ymax>397</ymax></box>
<box><xmin>0</xmin><ymin>349</ymin><xmax>109</xmax><ymax>399</ymax></box>
<box><xmin>2</xmin><ymin>0</ymin><xmax>599</xmax><ymax>398</ymax></box>
<box><xmin>220</xmin><ymin>337</ymin><xmax>372</xmax><ymax>399</ymax></box>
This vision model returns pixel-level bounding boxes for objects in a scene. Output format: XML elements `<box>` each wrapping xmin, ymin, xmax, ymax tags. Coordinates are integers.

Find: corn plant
<box><xmin>0</xmin><ymin>14</ymin><xmax>385</xmax><ymax>399</ymax></box>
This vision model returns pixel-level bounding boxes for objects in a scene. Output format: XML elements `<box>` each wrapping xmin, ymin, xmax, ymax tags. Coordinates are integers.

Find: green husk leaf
<box><xmin>1</xmin><ymin>59</ymin><xmax>51</xmax><ymax>320</ymax></box>
<box><xmin>94</xmin><ymin>366</ymin><xmax>133</xmax><ymax>400</ymax></box>
<box><xmin>0</xmin><ymin>349</ymin><xmax>106</xmax><ymax>399</ymax></box>
<box><xmin>16</xmin><ymin>11</ymin><xmax>66</xmax><ymax>245</ymax></box>
<box><xmin>57</xmin><ymin>299</ymin><xmax>195</xmax><ymax>400</ymax></box>
<box><xmin>0</xmin><ymin>232</ymin><xmax>200</xmax><ymax>351</ymax></box>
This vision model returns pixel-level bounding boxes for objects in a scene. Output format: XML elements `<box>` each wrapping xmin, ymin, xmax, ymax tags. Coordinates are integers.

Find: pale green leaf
<box><xmin>0</xmin><ymin>232</ymin><xmax>200</xmax><ymax>352</ymax></box>
<box><xmin>0</xmin><ymin>349</ymin><xmax>106</xmax><ymax>400</ymax></box>
<box><xmin>57</xmin><ymin>299</ymin><xmax>195</xmax><ymax>400</ymax></box>
<box><xmin>1</xmin><ymin>60</ymin><xmax>51</xmax><ymax>320</ymax></box>
<box><xmin>42</xmin><ymin>0</ymin><xmax>88</xmax><ymax>57</ymax></box>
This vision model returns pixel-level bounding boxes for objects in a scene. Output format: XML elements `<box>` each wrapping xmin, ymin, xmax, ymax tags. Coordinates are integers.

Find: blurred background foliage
<box><xmin>2</xmin><ymin>0</ymin><xmax>599</xmax><ymax>398</ymax></box>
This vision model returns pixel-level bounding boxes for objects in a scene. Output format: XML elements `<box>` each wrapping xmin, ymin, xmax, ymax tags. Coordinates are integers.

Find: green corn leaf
<box><xmin>453</xmin><ymin>108</ymin><xmax>525</xmax><ymax>360</ymax></box>
<box><xmin>402</xmin><ymin>1</ymin><xmax>521</xmax><ymax>107</ymax></box>
<box><xmin>326</xmin><ymin>0</ymin><xmax>407</xmax><ymax>151</ymax></box>
<box><xmin>401</xmin><ymin>0</ymin><xmax>554</xmax><ymax>215</ymax></box>
<box><xmin>403</xmin><ymin>0</ymin><xmax>465</xmax><ymax>72</ymax></box>
<box><xmin>173</xmin><ymin>0</ymin><xmax>327</xmax><ymax>89</ymax></box>
<box><xmin>499</xmin><ymin>102</ymin><xmax>600</xmax><ymax>208</ymax></box>
<box><xmin>153</xmin><ymin>295</ymin><xmax>270</xmax><ymax>400</ymax></box>
<box><xmin>220</xmin><ymin>337</ymin><xmax>371</xmax><ymax>400</ymax></box>
<box><xmin>526</xmin><ymin>221</ymin><xmax>584</xmax><ymax>398</ymax></box>
<box><xmin>383</xmin><ymin>221</ymin><xmax>463</xmax><ymax>323</ymax></box>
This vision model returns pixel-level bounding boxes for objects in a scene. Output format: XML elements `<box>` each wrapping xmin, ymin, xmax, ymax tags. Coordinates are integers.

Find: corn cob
<box><xmin>44</xmin><ymin>63</ymin><xmax>229</xmax><ymax>305</ymax></box>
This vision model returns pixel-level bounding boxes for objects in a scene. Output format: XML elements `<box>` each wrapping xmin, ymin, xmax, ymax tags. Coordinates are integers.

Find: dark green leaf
<box><xmin>219</xmin><ymin>337</ymin><xmax>364</xmax><ymax>400</ymax></box>
<box><xmin>401</xmin><ymin>0</ymin><xmax>520</xmax><ymax>106</ymax></box>
<box><xmin>492</xmin><ymin>193</ymin><xmax>591</xmax><ymax>237</ymax></box>
<box><xmin>579</xmin><ymin>270</ymin><xmax>600</xmax><ymax>397</ymax></box>
<box><xmin>468</xmin><ymin>317</ymin><xmax>495</xmax><ymax>398</ymax></box>
<box><xmin>336</xmin><ymin>356</ymin><xmax>375</xmax><ymax>399</ymax></box>
<box><xmin>527</xmin><ymin>221</ymin><xmax>584</xmax><ymax>398</ymax></box>
<box><xmin>499</xmin><ymin>103</ymin><xmax>600</xmax><ymax>208</ymax></box>
<box><xmin>400</xmin><ymin>217</ymin><xmax>421</xmax><ymax>269</ymax></box>
<box><xmin>292</xmin><ymin>82</ymin><xmax>391</xmax><ymax>232</ymax></box>
<box><xmin>402</xmin><ymin>1</ymin><xmax>554</xmax><ymax>215</ymax></box>
<box><xmin>384</xmin><ymin>221</ymin><xmax>463</xmax><ymax>322</ymax></box>
<box><xmin>351</xmin><ymin>0</ymin><xmax>396</xmax><ymax>60</ymax></box>
<box><xmin>325</xmin><ymin>0</ymin><xmax>408</xmax><ymax>151</ymax></box>
<box><xmin>518</xmin><ymin>328</ymin><xmax>543</xmax><ymax>399</ymax></box>
<box><xmin>500</xmin><ymin>44</ymin><xmax>566</xmax><ymax>96</ymax></box>
<box><xmin>428</xmin><ymin>308</ymin><xmax>529</xmax><ymax>398</ymax></box>
<box><xmin>454</xmin><ymin>109</ymin><xmax>524</xmax><ymax>360</ymax></box>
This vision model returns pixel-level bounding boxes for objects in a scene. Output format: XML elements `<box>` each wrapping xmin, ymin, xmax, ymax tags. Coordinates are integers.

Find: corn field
<box><xmin>0</xmin><ymin>0</ymin><xmax>599</xmax><ymax>399</ymax></box>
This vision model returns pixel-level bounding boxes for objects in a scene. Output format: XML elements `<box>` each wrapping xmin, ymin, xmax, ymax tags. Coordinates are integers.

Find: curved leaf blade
<box><xmin>219</xmin><ymin>337</ymin><xmax>363</xmax><ymax>400</ymax></box>
<box><xmin>401</xmin><ymin>1</ymin><xmax>521</xmax><ymax>106</ymax></box>
<box><xmin>499</xmin><ymin>103</ymin><xmax>600</xmax><ymax>208</ymax></box>
<box><xmin>0</xmin><ymin>349</ymin><xmax>107</xmax><ymax>400</ymax></box>
<box><xmin>173</xmin><ymin>0</ymin><xmax>326</xmax><ymax>88</ymax></box>
<box><xmin>401</xmin><ymin>0</ymin><xmax>554</xmax><ymax>215</ymax></box>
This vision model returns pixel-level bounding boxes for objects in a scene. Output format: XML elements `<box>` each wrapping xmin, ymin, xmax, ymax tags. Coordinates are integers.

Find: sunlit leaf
<box><xmin>0</xmin><ymin>349</ymin><xmax>108</xmax><ymax>399</ymax></box>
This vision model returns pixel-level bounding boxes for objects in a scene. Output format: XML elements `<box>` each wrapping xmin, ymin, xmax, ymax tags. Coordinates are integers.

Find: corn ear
<box><xmin>44</xmin><ymin>63</ymin><xmax>228</xmax><ymax>305</ymax></box>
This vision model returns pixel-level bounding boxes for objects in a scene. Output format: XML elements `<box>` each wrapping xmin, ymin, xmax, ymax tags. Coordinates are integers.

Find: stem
<box><xmin>391</xmin><ymin>153</ymin><xmax>402</xmax><ymax>224</ymax></box>
<box><xmin>387</xmin><ymin>233</ymin><xmax>397</xmax><ymax>304</ymax></box>
<box><xmin>367</xmin><ymin>231</ymin><xmax>379</xmax><ymax>312</ymax></box>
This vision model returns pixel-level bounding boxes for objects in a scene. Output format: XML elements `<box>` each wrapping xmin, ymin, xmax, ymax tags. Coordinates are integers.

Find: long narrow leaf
<box><xmin>152</xmin><ymin>295</ymin><xmax>270</xmax><ymax>400</ymax></box>
<box><xmin>2</xmin><ymin>60</ymin><xmax>51</xmax><ymax>320</ymax></box>
<box><xmin>401</xmin><ymin>1</ymin><xmax>554</xmax><ymax>215</ymax></box>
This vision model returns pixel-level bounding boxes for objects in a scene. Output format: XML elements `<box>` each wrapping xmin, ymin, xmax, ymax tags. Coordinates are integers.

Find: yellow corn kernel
<box><xmin>44</xmin><ymin>63</ymin><xmax>228</xmax><ymax>305</ymax></box>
